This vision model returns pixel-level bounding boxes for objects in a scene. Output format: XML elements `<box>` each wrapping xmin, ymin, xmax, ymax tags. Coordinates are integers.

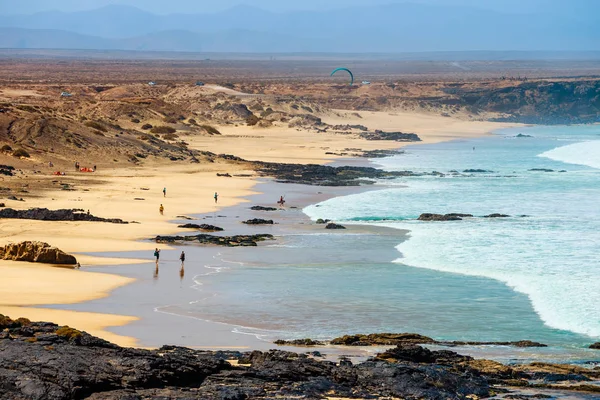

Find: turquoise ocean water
<box><xmin>170</xmin><ymin>125</ymin><xmax>599</xmax><ymax>356</ymax></box>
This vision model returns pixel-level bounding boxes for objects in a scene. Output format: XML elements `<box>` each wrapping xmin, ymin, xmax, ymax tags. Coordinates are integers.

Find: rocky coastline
<box><xmin>0</xmin><ymin>208</ymin><xmax>128</xmax><ymax>224</ymax></box>
<box><xmin>1</xmin><ymin>316</ymin><xmax>598</xmax><ymax>400</ymax></box>
<box><xmin>154</xmin><ymin>233</ymin><xmax>274</xmax><ymax>247</ymax></box>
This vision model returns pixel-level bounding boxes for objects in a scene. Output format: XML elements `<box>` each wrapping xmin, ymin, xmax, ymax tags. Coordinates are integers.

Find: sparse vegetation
<box><xmin>0</xmin><ymin>315</ymin><xmax>31</xmax><ymax>329</ymax></box>
<box><xmin>84</xmin><ymin>121</ymin><xmax>107</xmax><ymax>132</ymax></box>
<box><xmin>188</xmin><ymin>119</ymin><xmax>197</xmax><ymax>125</ymax></box>
<box><xmin>141</xmin><ymin>124</ymin><xmax>152</xmax><ymax>130</ymax></box>
<box><xmin>56</xmin><ymin>326</ymin><xmax>83</xmax><ymax>340</ymax></box>
<box><xmin>13</xmin><ymin>148</ymin><xmax>30</xmax><ymax>158</ymax></box>
<box><xmin>201</xmin><ymin>125</ymin><xmax>221</xmax><ymax>135</ymax></box>
<box><xmin>131</xmin><ymin>118</ymin><xmax>141</xmax><ymax>123</ymax></box>
<box><xmin>1</xmin><ymin>145</ymin><xmax>12</xmax><ymax>152</ymax></box>
<box><xmin>150</xmin><ymin>126</ymin><xmax>176</xmax><ymax>134</ymax></box>
<box><xmin>163</xmin><ymin>133</ymin><xmax>179</xmax><ymax>141</ymax></box>
<box><xmin>163</xmin><ymin>117</ymin><xmax>178</xmax><ymax>124</ymax></box>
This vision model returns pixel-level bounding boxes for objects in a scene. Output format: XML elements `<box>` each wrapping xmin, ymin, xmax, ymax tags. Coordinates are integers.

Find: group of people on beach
<box><xmin>153</xmin><ymin>248</ymin><xmax>186</xmax><ymax>280</ymax></box>
<box><xmin>158</xmin><ymin>188</ymin><xmax>220</xmax><ymax>215</ymax></box>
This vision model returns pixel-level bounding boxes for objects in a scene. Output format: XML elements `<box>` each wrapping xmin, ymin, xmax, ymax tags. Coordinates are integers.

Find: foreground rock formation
<box><xmin>0</xmin><ymin>316</ymin><xmax>491</xmax><ymax>400</ymax></box>
<box><xmin>0</xmin><ymin>208</ymin><xmax>127</xmax><ymax>224</ymax></box>
<box><xmin>0</xmin><ymin>241</ymin><xmax>77</xmax><ymax>264</ymax></box>
<box><xmin>1</xmin><ymin>316</ymin><xmax>599</xmax><ymax>400</ymax></box>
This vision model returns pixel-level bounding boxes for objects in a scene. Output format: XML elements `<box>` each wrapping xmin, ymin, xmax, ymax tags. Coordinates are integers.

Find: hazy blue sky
<box><xmin>1</xmin><ymin>0</ymin><xmax>593</xmax><ymax>14</ymax></box>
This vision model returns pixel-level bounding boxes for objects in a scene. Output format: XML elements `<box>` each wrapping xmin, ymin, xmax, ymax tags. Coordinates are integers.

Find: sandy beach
<box><xmin>0</xmin><ymin>108</ymin><xmax>514</xmax><ymax>347</ymax></box>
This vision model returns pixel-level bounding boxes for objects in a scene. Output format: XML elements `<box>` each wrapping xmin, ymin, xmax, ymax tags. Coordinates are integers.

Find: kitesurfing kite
<box><xmin>330</xmin><ymin>67</ymin><xmax>354</xmax><ymax>86</ymax></box>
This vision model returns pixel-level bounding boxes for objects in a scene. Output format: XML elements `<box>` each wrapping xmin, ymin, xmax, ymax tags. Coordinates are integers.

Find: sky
<box><xmin>0</xmin><ymin>0</ymin><xmax>591</xmax><ymax>15</ymax></box>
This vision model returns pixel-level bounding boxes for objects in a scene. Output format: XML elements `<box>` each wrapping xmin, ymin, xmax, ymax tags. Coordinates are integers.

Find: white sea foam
<box><xmin>539</xmin><ymin>140</ymin><xmax>600</xmax><ymax>169</ymax></box>
<box><xmin>305</xmin><ymin>128</ymin><xmax>600</xmax><ymax>339</ymax></box>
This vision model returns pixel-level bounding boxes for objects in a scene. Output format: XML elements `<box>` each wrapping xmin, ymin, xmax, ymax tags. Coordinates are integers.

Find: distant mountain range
<box><xmin>1</xmin><ymin>3</ymin><xmax>599</xmax><ymax>53</ymax></box>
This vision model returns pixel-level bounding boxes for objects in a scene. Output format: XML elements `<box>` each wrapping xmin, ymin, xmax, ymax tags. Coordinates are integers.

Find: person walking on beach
<box><xmin>154</xmin><ymin>248</ymin><xmax>160</xmax><ymax>263</ymax></box>
<box><xmin>214</xmin><ymin>192</ymin><xmax>219</xmax><ymax>203</ymax></box>
<box><xmin>159</xmin><ymin>204</ymin><xmax>164</xmax><ymax>215</ymax></box>
<box><xmin>278</xmin><ymin>195</ymin><xmax>285</xmax><ymax>208</ymax></box>
<box><xmin>75</xmin><ymin>161</ymin><xmax>79</xmax><ymax>171</ymax></box>
<box><xmin>179</xmin><ymin>251</ymin><xmax>185</xmax><ymax>266</ymax></box>
<box><xmin>163</xmin><ymin>187</ymin><xmax>166</xmax><ymax>197</ymax></box>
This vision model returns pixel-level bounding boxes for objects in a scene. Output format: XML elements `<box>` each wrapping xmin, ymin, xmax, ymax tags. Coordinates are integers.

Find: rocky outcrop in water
<box><xmin>331</xmin><ymin>333</ymin><xmax>436</xmax><ymax>346</ymax></box>
<box><xmin>464</xmin><ymin>169</ymin><xmax>493</xmax><ymax>173</ymax></box>
<box><xmin>328</xmin><ymin>333</ymin><xmax>547</xmax><ymax>348</ymax></box>
<box><xmin>418</xmin><ymin>213</ymin><xmax>465</xmax><ymax>221</ymax></box>
<box><xmin>155</xmin><ymin>234</ymin><xmax>274</xmax><ymax>247</ymax></box>
<box><xmin>0</xmin><ymin>241</ymin><xmax>77</xmax><ymax>264</ymax></box>
<box><xmin>242</xmin><ymin>218</ymin><xmax>274</xmax><ymax>225</ymax></box>
<box><xmin>177</xmin><ymin>223</ymin><xmax>224</xmax><ymax>232</ymax></box>
<box><xmin>273</xmin><ymin>338</ymin><xmax>325</xmax><ymax>346</ymax></box>
<box><xmin>590</xmin><ymin>342</ymin><xmax>600</xmax><ymax>349</ymax></box>
<box><xmin>484</xmin><ymin>213</ymin><xmax>511</xmax><ymax>218</ymax></box>
<box><xmin>0</xmin><ymin>208</ymin><xmax>127</xmax><ymax>223</ymax></box>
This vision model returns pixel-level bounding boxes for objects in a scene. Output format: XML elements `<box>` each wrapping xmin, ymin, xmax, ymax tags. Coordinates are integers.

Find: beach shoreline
<box><xmin>0</xmin><ymin>110</ymin><xmax>516</xmax><ymax>348</ymax></box>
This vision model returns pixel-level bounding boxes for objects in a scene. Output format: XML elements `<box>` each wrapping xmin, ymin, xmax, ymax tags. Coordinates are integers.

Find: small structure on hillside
<box><xmin>60</xmin><ymin>92</ymin><xmax>73</xmax><ymax>97</ymax></box>
<box><xmin>148</xmin><ymin>81</ymin><xmax>156</xmax><ymax>86</ymax></box>
<box><xmin>195</xmin><ymin>81</ymin><xmax>205</xmax><ymax>86</ymax></box>
<box><xmin>361</xmin><ymin>81</ymin><xmax>371</xmax><ymax>85</ymax></box>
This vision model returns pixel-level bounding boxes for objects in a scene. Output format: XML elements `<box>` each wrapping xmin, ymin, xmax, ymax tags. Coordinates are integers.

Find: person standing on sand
<box><xmin>154</xmin><ymin>248</ymin><xmax>160</xmax><ymax>263</ymax></box>
<box><xmin>179</xmin><ymin>251</ymin><xmax>185</xmax><ymax>266</ymax></box>
<box><xmin>214</xmin><ymin>192</ymin><xmax>218</xmax><ymax>203</ymax></box>
<box><xmin>163</xmin><ymin>187</ymin><xmax>166</xmax><ymax>197</ymax></box>
<box><xmin>159</xmin><ymin>204</ymin><xmax>164</xmax><ymax>215</ymax></box>
<box><xmin>75</xmin><ymin>161</ymin><xmax>79</xmax><ymax>171</ymax></box>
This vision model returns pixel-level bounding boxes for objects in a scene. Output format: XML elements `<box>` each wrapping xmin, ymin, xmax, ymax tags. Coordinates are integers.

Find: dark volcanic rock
<box><xmin>178</xmin><ymin>223</ymin><xmax>224</xmax><ymax>232</ymax></box>
<box><xmin>377</xmin><ymin>344</ymin><xmax>473</xmax><ymax>364</ymax></box>
<box><xmin>0</xmin><ymin>208</ymin><xmax>127</xmax><ymax>223</ymax></box>
<box><xmin>331</xmin><ymin>333</ymin><xmax>436</xmax><ymax>346</ymax></box>
<box><xmin>253</xmin><ymin>161</ymin><xmax>428</xmax><ymax>186</ymax></box>
<box><xmin>464</xmin><ymin>169</ymin><xmax>493</xmax><ymax>173</ymax></box>
<box><xmin>0</xmin><ymin>318</ymin><xmax>493</xmax><ymax>400</ymax></box>
<box><xmin>155</xmin><ymin>233</ymin><xmax>274</xmax><ymax>247</ymax></box>
<box><xmin>443</xmin><ymin>340</ymin><xmax>547</xmax><ymax>348</ymax></box>
<box><xmin>529</xmin><ymin>168</ymin><xmax>555</xmax><ymax>172</ymax></box>
<box><xmin>250</xmin><ymin>206</ymin><xmax>278</xmax><ymax>211</ymax></box>
<box><xmin>273</xmin><ymin>338</ymin><xmax>325</xmax><ymax>346</ymax></box>
<box><xmin>0</xmin><ymin>241</ymin><xmax>77</xmax><ymax>264</ymax></box>
<box><xmin>242</xmin><ymin>218</ymin><xmax>274</xmax><ymax>225</ymax></box>
<box><xmin>359</xmin><ymin>130</ymin><xmax>421</xmax><ymax>142</ymax></box>
<box><xmin>418</xmin><ymin>213</ymin><xmax>463</xmax><ymax>221</ymax></box>
<box><xmin>325</xmin><ymin>223</ymin><xmax>346</xmax><ymax>229</ymax></box>
<box><xmin>484</xmin><ymin>213</ymin><xmax>511</xmax><ymax>218</ymax></box>
<box><xmin>316</xmin><ymin>218</ymin><xmax>331</xmax><ymax>224</ymax></box>
<box><xmin>590</xmin><ymin>342</ymin><xmax>600</xmax><ymax>349</ymax></box>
